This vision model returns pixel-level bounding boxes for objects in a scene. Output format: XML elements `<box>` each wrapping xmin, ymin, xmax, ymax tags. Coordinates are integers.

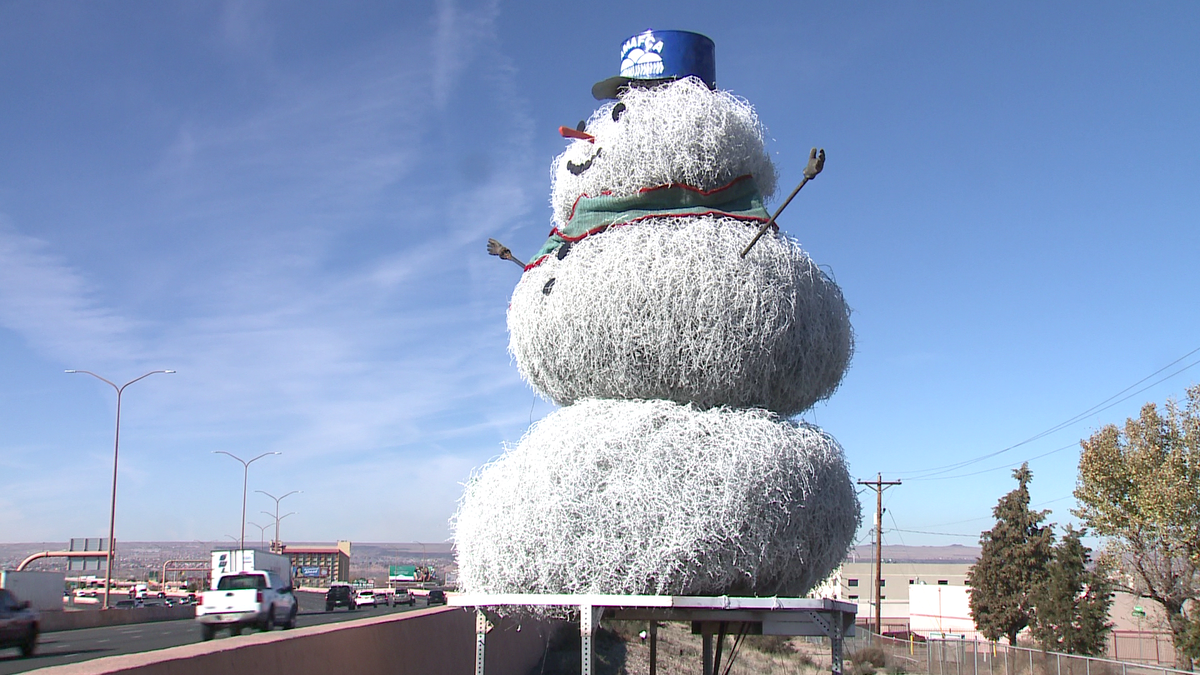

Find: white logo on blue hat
<box><xmin>593</xmin><ymin>30</ymin><xmax>715</xmax><ymax>100</ymax></box>
<box><xmin>620</xmin><ymin>30</ymin><xmax>665</xmax><ymax>79</ymax></box>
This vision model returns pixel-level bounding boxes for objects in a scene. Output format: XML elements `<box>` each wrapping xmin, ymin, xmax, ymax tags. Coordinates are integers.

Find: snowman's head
<box><xmin>549</xmin><ymin>77</ymin><xmax>777</xmax><ymax>228</ymax></box>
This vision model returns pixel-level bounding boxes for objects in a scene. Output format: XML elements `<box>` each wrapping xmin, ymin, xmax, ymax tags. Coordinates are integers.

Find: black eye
<box><xmin>611</xmin><ymin>102</ymin><xmax>626</xmax><ymax>122</ymax></box>
<box><xmin>576</xmin><ymin>120</ymin><xmax>586</xmax><ymax>132</ymax></box>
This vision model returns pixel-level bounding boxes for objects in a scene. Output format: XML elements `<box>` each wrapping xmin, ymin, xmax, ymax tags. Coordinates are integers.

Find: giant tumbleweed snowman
<box><xmin>454</xmin><ymin>31</ymin><xmax>860</xmax><ymax>603</ymax></box>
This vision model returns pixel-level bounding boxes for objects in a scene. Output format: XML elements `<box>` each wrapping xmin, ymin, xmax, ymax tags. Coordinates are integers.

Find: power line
<box><xmin>895</xmin><ymin>347</ymin><xmax>1200</xmax><ymax>480</ymax></box>
<box><xmin>907</xmin><ymin>441</ymin><xmax>1078</xmax><ymax>481</ymax></box>
<box><xmin>890</xmin><ymin>495</ymin><xmax>1075</xmax><ymax>541</ymax></box>
<box><xmin>887</xmin><ymin>528</ymin><xmax>978</xmax><ymax>539</ymax></box>
<box><xmin>918</xmin><ymin>494</ymin><xmax>1074</xmax><ymax>529</ymax></box>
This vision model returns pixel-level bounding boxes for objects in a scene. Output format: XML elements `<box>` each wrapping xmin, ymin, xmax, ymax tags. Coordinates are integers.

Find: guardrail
<box><xmin>40</xmin><ymin>604</ymin><xmax>197</xmax><ymax>632</ymax></box>
<box><xmin>30</xmin><ymin>607</ymin><xmax>555</xmax><ymax>675</ymax></box>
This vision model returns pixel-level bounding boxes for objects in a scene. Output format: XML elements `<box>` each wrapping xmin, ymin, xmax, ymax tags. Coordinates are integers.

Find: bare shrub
<box><xmin>745</xmin><ymin>634</ymin><xmax>797</xmax><ymax>655</ymax></box>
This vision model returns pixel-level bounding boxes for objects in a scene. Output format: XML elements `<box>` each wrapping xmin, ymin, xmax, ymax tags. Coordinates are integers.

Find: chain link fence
<box><xmin>837</xmin><ymin>633</ymin><xmax>1193</xmax><ymax>675</ymax></box>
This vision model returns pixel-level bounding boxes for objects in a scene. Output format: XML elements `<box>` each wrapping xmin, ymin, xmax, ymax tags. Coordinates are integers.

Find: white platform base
<box><xmin>449</xmin><ymin>594</ymin><xmax>856</xmax><ymax>675</ymax></box>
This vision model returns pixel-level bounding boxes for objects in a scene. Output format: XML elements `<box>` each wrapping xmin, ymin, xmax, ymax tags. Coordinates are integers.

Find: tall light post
<box><xmin>260</xmin><ymin>510</ymin><xmax>296</xmax><ymax>552</ymax></box>
<box><xmin>256</xmin><ymin>490</ymin><xmax>301</xmax><ymax>552</ymax></box>
<box><xmin>213</xmin><ymin>451</ymin><xmax>280</xmax><ymax>550</ymax></box>
<box><xmin>247</xmin><ymin>521</ymin><xmax>269</xmax><ymax>551</ymax></box>
<box><xmin>66</xmin><ymin>368</ymin><xmax>175</xmax><ymax>610</ymax></box>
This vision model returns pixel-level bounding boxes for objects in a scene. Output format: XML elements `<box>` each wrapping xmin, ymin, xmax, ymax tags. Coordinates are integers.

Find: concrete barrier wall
<box><xmin>41</xmin><ymin>606</ymin><xmax>197</xmax><ymax>633</ymax></box>
<box><xmin>29</xmin><ymin>606</ymin><xmax>555</xmax><ymax>675</ymax></box>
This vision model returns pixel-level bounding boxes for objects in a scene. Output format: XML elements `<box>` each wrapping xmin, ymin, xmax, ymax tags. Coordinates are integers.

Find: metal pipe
<box><xmin>16</xmin><ymin>550</ymin><xmax>113</xmax><ymax>571</ymax></box>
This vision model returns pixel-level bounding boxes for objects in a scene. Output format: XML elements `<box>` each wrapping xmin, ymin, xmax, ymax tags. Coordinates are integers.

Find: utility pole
<box><xmin>857</xmin><ymin>473</ymin><xmax>900</xmax><ymax>638</ymax></box>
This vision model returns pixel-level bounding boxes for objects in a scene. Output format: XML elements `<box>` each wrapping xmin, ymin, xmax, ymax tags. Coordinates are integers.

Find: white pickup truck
<box><xmin>196</xmin><ymin>550</ymin><xmax>298</xmax><ymax>640</ymax></box>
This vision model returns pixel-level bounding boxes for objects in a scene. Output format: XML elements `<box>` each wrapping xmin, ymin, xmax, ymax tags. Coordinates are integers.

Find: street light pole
<box><xmin>247</xmin><ymin>522</ymin><xmax>269</xmax><ymax>551</ymax></box>
<box><xmin>213</xmin><ymin>451</ymin><xmax>280</xmax><ymax>550</ymax></box>
<box><xmin>66</xmin><ymin>369</ymin><xmax>175</xmax><ymax>610</ymax></box>
<box><xmin>255</xmin><ymin>490</ymin><xmax>301</xmax><ymax>552</ymax></box>
<box><xmin>260</xmin><ymin>510</ymin><xmax>296</xmax><ymax>552</ymax></box>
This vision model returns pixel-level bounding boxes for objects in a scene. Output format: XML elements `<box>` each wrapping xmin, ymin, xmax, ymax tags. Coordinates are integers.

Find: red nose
<box><xmin>559</xmin><ymin>126</ymin><xmax>595</xmax><ymax>143</ymax></box>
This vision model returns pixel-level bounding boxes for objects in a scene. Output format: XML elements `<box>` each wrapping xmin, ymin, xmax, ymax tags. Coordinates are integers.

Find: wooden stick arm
<box><xmin>740</xmin><ymin>148</ymin><xmax>824</xmax><ymax>258</ymax></box>
<box><xmin>487</xmin><ymin>238</ymin><xmax>526</xmax><ymax>268</ymax></box>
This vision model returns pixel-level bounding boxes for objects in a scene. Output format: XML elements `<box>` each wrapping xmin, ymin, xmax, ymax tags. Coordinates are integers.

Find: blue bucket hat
<box><xmin>592</xmin><ymin>30</ymin><xmax>716</xmax><ymax>100</ymax></box>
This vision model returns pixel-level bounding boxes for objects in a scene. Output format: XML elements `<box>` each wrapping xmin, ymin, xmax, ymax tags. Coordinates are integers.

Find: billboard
<box><xmin>389</xmin><ymin>565</ymin><xmax>416</xmax><ymax>582</ymax></box>
<box><xmin>299</xmin><ymin>566</ymin><xmax>325</xmax><ymax>578</ymax></box>
<box><xmin>67</xmin><ymin>538</ymin><xmax>109</xmax><ymax>571</ymax></box>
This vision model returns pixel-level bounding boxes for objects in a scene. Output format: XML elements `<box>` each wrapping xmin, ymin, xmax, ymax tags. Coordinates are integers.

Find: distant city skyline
<box><xmin>1</xmin><ymin>3</ymin><xmax>1198</xmax><ymax>547</ymax></box>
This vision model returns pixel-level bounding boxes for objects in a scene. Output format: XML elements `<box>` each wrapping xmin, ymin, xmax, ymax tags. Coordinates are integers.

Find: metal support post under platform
<box><xmin>702</xmin><ymin>626</ymin><xmax>714</xmax><ymax>675</ymax></box>
<box><xmin>649</xmin><ymin>621</ymin><xmax>658</xmax><ymax>675</ymax></box>
<box><xmin>474</xmin><ymin>609</ymin><xmax>491</xmax><ymax>675</ymax></box>
<box><xmin>580</xmin><ymin>604</ymin><xmax>603</xmax><ymax>675</ymax></box>
<box><xmin>453</xmin><ymin>594</ymin><xmax>856</xmax><ymax>675</ymax></box>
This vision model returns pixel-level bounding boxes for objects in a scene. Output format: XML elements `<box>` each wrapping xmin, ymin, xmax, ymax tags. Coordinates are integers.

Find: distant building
<box><xmin>812</xmin><ymin>560</ymin><xmax>973</xmax><ymax>634</ymax></box>
<box><xmin>814</xmin><ymin>558</ymin><xmax>1174</xmax><ymax>665</ymax></box>
<box><xmin>909</xmin><ymin>584</ymin><xmax>981</xmax><ymax>639</ymax></box>
<box><xmin>282</xmin><ymin>541</ymin><xmax>351</xmax><ymax>588</ymax></box>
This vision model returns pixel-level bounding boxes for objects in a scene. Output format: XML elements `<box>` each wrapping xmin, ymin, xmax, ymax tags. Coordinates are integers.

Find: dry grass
<box><xmin>528</xmin><ymin>620</ymin><xmax>838</xmax><ymax>675</ymax></box>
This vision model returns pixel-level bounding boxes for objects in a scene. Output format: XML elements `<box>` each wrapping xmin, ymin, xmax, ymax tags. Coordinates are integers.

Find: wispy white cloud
<box><xmin>0</xmin><ymin>0</ymin><xmax>543</xmax><ymax>542</ymax></box>
<box><xmin>0</xmin><ymin>221</ymin><xmax>138</xmax><ymax>365</ymax></box>
<box><xmin>218</xmin><ymin>0</ymin><xmax>274</xmax><ymax>61</ymax></box>
<box><xmin>430</xmin><ymin>0</ymin><xmax>501</xmax><ymax>110</ymax></box>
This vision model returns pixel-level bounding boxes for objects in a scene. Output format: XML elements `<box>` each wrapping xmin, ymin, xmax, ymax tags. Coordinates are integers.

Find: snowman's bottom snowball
<box><xmin>452</xmin><ymin>399</ymin><xmax>860</xmax><ymax>602</ymax></box>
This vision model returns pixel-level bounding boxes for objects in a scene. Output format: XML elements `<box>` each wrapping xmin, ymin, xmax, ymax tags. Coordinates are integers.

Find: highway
<box><xmin>0</xmin><ymin>592</ymin><xmax>427</xmax><ymax>674</ymax></box>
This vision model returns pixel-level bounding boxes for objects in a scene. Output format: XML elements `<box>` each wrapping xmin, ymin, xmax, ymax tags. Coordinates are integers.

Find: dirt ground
<box><xmin>526</xmin><ymin>619</ymin><xmax>854</xmax><ymax>675</ymax></box>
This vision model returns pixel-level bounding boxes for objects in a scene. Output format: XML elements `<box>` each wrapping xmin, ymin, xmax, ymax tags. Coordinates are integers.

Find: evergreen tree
<box><xmin>1029</xmin><ymin>526</ymin><xmax>1114</xmax><ymax>655</ymax></box>
<box><xmin>1182</xmin><ymin>617</ymin><xmax>1200</xmax><ymax>664</ymax></box>
<box><xmin>968</xmin><ymin>463</ymin><xmax>1055</xmax><ymax>645</ymax></box>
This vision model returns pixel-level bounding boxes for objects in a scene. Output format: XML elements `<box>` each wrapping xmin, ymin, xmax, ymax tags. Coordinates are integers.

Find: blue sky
<box><xmin>1</xmin><ymin>1</ymin><xmax>1198</xmax><ymax>551</ymax></box>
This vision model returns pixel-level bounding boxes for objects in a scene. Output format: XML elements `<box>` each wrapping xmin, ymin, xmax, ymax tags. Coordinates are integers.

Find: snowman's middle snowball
<box><xmin>508</xmin><ymin>216</ymin><xmax>854</xmax><ymax>416</ymax></box>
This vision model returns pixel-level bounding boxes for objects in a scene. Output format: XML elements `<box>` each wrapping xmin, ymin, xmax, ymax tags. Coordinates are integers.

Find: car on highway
<box><xmin>353</xmin><ymin>589</ymin><xmax>377</xmax><ymax>609</ymax></box>
<box><xmin>325</xmin><ymin>583</ymin><xmax>355</xmax><ymax>611</ymax></box>
<box><xmin>389</xmin><ymin>588</ymin><xmax>415</xmax><ymax>607</ymax></box>
<box><xmin>0</xmin><ymin>588</ymin><xmax>39</xmax><ymax>658</ymax></box>
<box><xmin>426</xmin><ymin>590</ymin><xmax>446</xmax><ymax>606</ymax></box>
<box><xmin>196</xmin><ymin>567</ymin><xmax>298</xmax><ymax>640</ymax></box>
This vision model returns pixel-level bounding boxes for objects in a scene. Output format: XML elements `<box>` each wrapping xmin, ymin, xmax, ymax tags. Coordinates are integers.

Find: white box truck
<box><xmin>196</xmin><ymin>550</ymin><xmax>296</xmax><ymax>640</ymax></box>
<box><xmin>209</xmin><ymin>549</ymin><xmax>291</xmax><ymax>579</ymax></box>
<box><xmin>0</xmin><ymin>571</ymin><xmax>64</xmax><ymax>612</ymax></box>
